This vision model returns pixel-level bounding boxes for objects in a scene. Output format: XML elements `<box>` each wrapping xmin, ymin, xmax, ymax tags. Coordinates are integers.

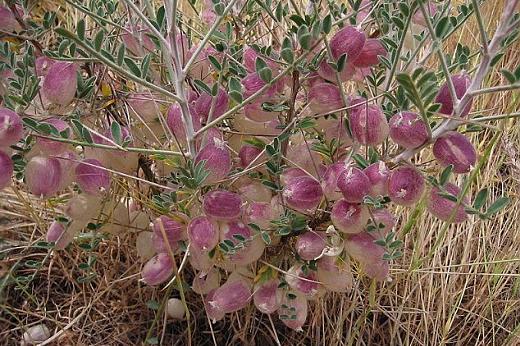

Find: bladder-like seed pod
<box><xmin>435</xmin><ymin>72</ymin><xmax>473</xmax><ymax>117</ymax></box>
<box><xmin>278</xmin><ymin>292</ymin><xmax>308</xmax><ymax>331</ymax></box>
<box><xmin>194</xmin><ymin>137</ymin><xmax>231</xmax><ymax>185</ymax></box>
<box><xmin>0</xmin><ymin>107</ymin><xmax>23</xmax><ymax>147</ymax></box>
<box><xmin>75</xmin><ymin>159</ymin><xmax>110</xmax><ymax>196</ymax></box>
<box><xmin>295</xmin><ymin>231</ymin><xmax>327</xmax><ymax>260</ymax></box>
<box><xmin>141</xmin><ymin>253</ymin><xmax>174</xmax><ymax>286</ymax></box>
<box><xmin>336</xmin><ymin>166</ymin><xmax>371</xmax><ymax>203</ymax></box>
<box><xmin>209</xmin><ymin>273</ymin><xmax>252</xmax><ymax>314</ymax></box>
<box><xmin>351</xmin><ymin>38</ymin><xmax>387</xmax><ymax>68</ymax></box>
<box><xmin>192</xmin><ymin>267</ymin><xmax>220</xmax><ymax>295</ymax></box>
<box><xmin>344</xmin><ymin>232</ymin><xmax>389</xmax><ymax>281</ymax></box>
<box><xmin>427</xmin><ymin>183</ymin><xmax>468</xmax><ymax>223</ymax></box>
<box><xmin>432</xmin><ymin>131</ymin><xmax>477</xmax><ymax>174</ymax></box>
<box><xmin>387</xmin><ymin>165</ymin><xmax>425</xmax><ymax>206</ymax></box>
<box><xmin>193</xmin><ymin>87</ymin><xmax>229</xmax><ymax>123</ymax></box>
<box><xmin>349</xmin><ymin>104</ymin><xmax>389</xmax><ymax>146</ymax></box>
<box><xmin>219</xmin><ymin>221</ymin><xmax>265</xmax><ymax>265</ymax></box>
<box><xmin>308</xmin><ymin>82</ymin><xmax>344</xmax><ymax>114</ymax></box>
<box><xmin>35</xmin><ymin>118</ymin><xmax>71</xmax><ymax>155</ymax></box>
<box><xmin>321</xmin><ymin>163</ymin><xmax>348</xmax><ymax>201</ymax></box>
<box><xmin>25</xmin><ymin>156</ymin><xmax>63</xmax><ymax>198</ymax></box>
<box><xmin>42</xmin><ymin>62</ymin><xmax>77</xmax><ymax>106</ymax></box>
<box><xmin>188</xmin><ymin>216</ymin><xmax>219</xmax><ymax>251</ymax></box>
<box><xmin>203</xmin><ymin>190</ymin><xmax>242</xmax><ymax>220</ymax></box>
<box><xmin>0</xmin><ymin>150</ymin><xmax>13</xmax><ymax>191</ymax></box>
<box><xmin>166</xmin><ymin>298</ymin><xmax>186</xmax><ymax>320</ymax></box>
<box><xmin>152</xmin><ymin>215</ymin><xmax>185</xmax><ymax>253</ymax></box>
<box><xmin>389</xmin><ymin>111</ymin><xmax>430</xmax><ymax>149</ymax></box>
<box><xmin>368</xmin><ymin>208</ymin><xmax>396</xmax><ymax>240</ymax></box>
<box><xmin>282</xmin><ymin>175</ymin><xmax>323</xmax><ymax>213</ymax></box>
<box><xmin>253</xmin><ymin>279</ymin><xmax>282</xmax><ymax>314</ymax></box>
<box><xmin>285</xmin><ymin>265</ymin><xmax>320</xmax><ymax>298</ymax></box>
<box><xmin>330</xmin><ymin>26</ymin><xmax>366</xmax><ymax>61</ymax></box>
<box><xmin>316</xmin><ymin>256</ymin><xmax>353</xmax><ymax>292</ymax></box>
<box><xmin>364</xmin><ymin>161</ymin><xmax>390</xmax><ymax>197</ymax></box>
<box><xmin>331</xmin><ymin>199</ymin><xmax>370</xmax><ymax>234</ymax></box>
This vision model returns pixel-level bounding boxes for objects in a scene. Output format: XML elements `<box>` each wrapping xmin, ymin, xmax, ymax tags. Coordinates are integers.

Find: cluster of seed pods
<box><xmin>0</xmin><ymin>0</ymin><xmax>482</xmax><ymax>332</ymax></box>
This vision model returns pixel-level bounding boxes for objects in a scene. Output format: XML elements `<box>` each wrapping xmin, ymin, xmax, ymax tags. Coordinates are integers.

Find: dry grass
<box><xmin>1</xmin><ymin>0</ymin><xmax>520</xmax><ymax>345</ymax></box>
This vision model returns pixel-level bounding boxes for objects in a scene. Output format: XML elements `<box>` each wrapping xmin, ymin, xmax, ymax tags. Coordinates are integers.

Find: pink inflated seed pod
<box><xmin>152</xmin><ymin>216</ymin><xmax>184</xmax><ymax>253</ymax></box>
<box><xmin>412</xmin><ymin>2</ymin><xmax>438</xmax><ymax>27</ymax></box>
<box><xmin>219</xmin><ymin>221</ymin><xmax>265</xmax><ymax>265</ymax></box>
<box><xmin>280</xmin><ymin>167</ymin><xmax>309</xmax><ymax>186</ymax></box>
<box><xmin>42</xmin><ymin>62</ymin><xmax>77</xmax><ymax>106</ymax></box>
<box><xmin>308</xmin><ymin>82</ymin><xmax>344</xmax><ymax>114</ymax></box>
<box><xmin>278</xmin><ymin>292</ymin><xmax>308</xmax><ymax>331</ymax></box>
<box><xmin>317</xmin><ymin>256</ymin><xmax>353</xmax><ymax>292</ymax></box>
<box><xmin>432</xmin><ymin>131</ymin><xmax>477</xmax><ymax>174</ymax></box>
<box><xmin>389</xmin><ymin>111</ymin><xmax>430</xmax><ymax>149</ymax></box>
<box><xmin>121</xmin><ymin>25</ymin><xmax>156</xmax><ymax>56</ymax></box>
<box><xmin>194</xmin><ymin>137</ymin><xmax>231</xmax><ymax>185</ymax></box>
<box><xmin>364</xmin><ymin>161</ymin><xmax>390</xmax><ymax>197</ymax></box>
<box><xmin>127</xmin><ymin>91</ymin><xmax>160</xmax><ymax>122</ymax></box>
<box><xmin>368</xmin><ymin>208</ymin><xmax>396</xmax><ymax>240</ymax></box>
<box><xmin>243</xmin><ymin>201</ymin><xmax>274</xmax><ymax>229</ymax></box>
<box><xmin>35</xmin><ymin>118</ymin><xmax>71</xmax><ymax>154</ymax></box>
<box><xmin>242</xmin><ymin>72</ymin><xmax>283</xmax><ymax>99</ymax></box>
<box><xmin>0</xmin><ymin>150</ymin><xmax>13</xmax><ymax>190</ymax></box>
<box><xmin>238</xmin><ymin>145</ymin><xmax>263</xmax><ymax>168</ymax></box>
<box><xmin>166</xmin><ymin>103</ymin><xmax>202</xmax><ymax>145</ymax></box>
<box><xmin>203</xmin><ymin>190</ymin><xmax>242</xmax><ymax>220</ymax></box>
<box><xmin>330</xmin><ymin>26</ymin><xmax>366</xmax><ymax>61</ymax></box>
<box><xmin>282</xmin><ymin>175</ymin><xmax>323</xmax><ymax>213</ymax></box>
<box><xmin>0</xmin><ymin>6</ymin><xmax>21</xmax><ymax>32</ymax></box>
<box><xmin>344</xmin><ymin>232</ymin><xmax>389</xmax><ymax>281</ymax></box>
<box><xmin>237</xmin><ymin>180</ymin><xmax>272</xmax><ymax>203</ymax></box>
<box><xmin>193</xmin><ymin>87</ymin><xmax>229</xmax><ymax>123</ymax></box>
<box><xmin>192</xmin><ymin>267</ymin><xmax>220</xmax><ymax>295</ymax></box>
<box><xmin>336</xmin><ymin>166</ymin><xmax>371</xmax><ymax>203</ymax></box>
<box><xmin>35</xmin><ymin>56</ymin><xmax>56</xmax><ymax>77</ymax></box>
<box><xmin>427</xmin><ymin>183</ymin><xmax>468</xmax><ymax>223</ymax></box>
<box><xmin>244</xmin><ymin>97</ymin><xmax>280</xmax><ymax>122</ymax></box>
<box><xmin>204</xmin><ymin>289</ymin><xmax>225</xmax><ymax>322</ymax></box>
<box><xmin>285</xmin><ymin>265</ymin><xmax>320</xmax><ymax>297</ymax></box>
<box><xmin>349</xmin><ymin>104</ymin><xmax>389</xmax><ymax>146</ymax></box>
<box><xmin>46</xmin><ymin>221</ymin><xmax>75</xmax><ymax>250</ymax></box>
<box><xmin>75</xmin><ymin>159</ymin><xmax>110</xmax><ymax>195</ymax></box>
<box><xmin>209</xmin><ymin>274</ymin><xmax>252</xmax><ymax>314</ymax></box>
<box><xmin>351</xmin><ymin>38</ymin><xmax>387</xmax><ymax>68</ymax></box>
<box><xmin>254</xmin><ymin>279</ymin><xmax>282</xmax><ymax>314</ymax></box>
<box><xmin>141</xmin><ymin>253</ymin><xmax>174</xmax><ymax>286</ymax></box>
<box><xmin>331</xmin><ymin>199</ymin><xmax>370</xmax><ymax>234</ymax></box>
<box><xmin>25</xmin><ymin>156</ymin><xmax>63</xmax><ymax>198</ymax></box>
<box><xmin>321</xmin><ymin>163</ymin><xmax>348</xmax><ymax>201</ymax></box>
<box><xmin>295</xmin><ymin>231</ymin><xmax>326</xmax><ymax>260</ymax></box>
<box><xmin>188</xmin><ymin>216</ymin><xmax>219</xmax><ymax>251</ymax></box>
<box><xmin>435</xmin><ymin>72</ymin><xmax>473</xmax><ymax>117</ymax></box>
<box><xmin>317</xmin><ymin>58</ymin><xmax>355</xmax><ymax>83</ymax></box>
<box><xmin>387</xmin><ymin>165</ymin><xmax>425</xmax><ymax>206</ymax></box>
<box><xmin>0</xmin><ymin>107</ymin><xmax>23</xmax><ymax>147</ymax></box>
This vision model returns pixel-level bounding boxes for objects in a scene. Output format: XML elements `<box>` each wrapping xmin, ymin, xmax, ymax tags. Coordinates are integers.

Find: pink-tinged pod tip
<box><xmin>295</xmin><ymin>231</ymin><xmax>326</xmax><ymax>261</ymax></box>
<box><xmin>336</xmin><ymin>166</ymin><xmax>371</xmax><ymax>203</ymax></box>
<box><xmin>203</xmin><ymin>190</ymin><xmax>242</xmax><ymax>220</ymax></box>
<box><xmin>321</xmin><ymin>163</ymin><xmax>348</xmax><ymax>201</ymax></box>
<box><xmin>364</xmin><ymin>161</ymin><xmax>390</xmax><ymax>197</ymax></box>
<box><xmin>349</xmin><ymin>104</ymin><xmax>389</xmax><ymax>146</ymax></box>
<box><xmin>42</xmin><ymin>62</ymin><xmax>77</xmax><ymax>106</ymax></box>
<box><xmin>282</xmin><ymin>175</ymin><xmax>323</xmax><ymax>214</ymax></box>
<box><xmin>331</xmin><ymin>199</ymin><xmax>370</xmax><ymax>234</ymax></box>
<box><xmin>0</xmin><ymin>107</ymin><xmax>23</xmax><ymax>147</ymax></box>
<box><xmin>194</xmin><ymin>137</ymin><xmax>231</xmax><ymax>185</ymax></box>
<box><xmin>387</xmin><ymin>165</ymin><xmax>425</xmax><ymax>206</ymax></box>
<box><xmin>152</xmin><ymin>215</ymin><xmax>184</xmax><ymax>253</ymax></box>
<box><xmin>330</xmin><ymin>26</ymin><xmax>366</xmax><ymax>61</ymax></box>
<box><xmin>238</xmin><ymin>145</ymin><xmax>263</xmax><ymax>168</ymax></box>
<box><xmin>141</xmin><ymin>253</ymin><xmax>174</xmax><ymax>286</ymax></box>
<box><xmin>432</xmin><ymin>131</ymin><xmax>477</xmax><ymax>174</ymax></box>
<box><xmin>188</xmin><ymin>216</ymin><xmax>219</xmax><ymax>251</ymax></box>
<box><xmin>308</xmin><ymin>82</ymin><xmax>344</xmax><ymax>114</ymax></box>
<box><xmin>351</xmin><ymin>38</ymin><xmax>387</xmax><ymax>68</ymax></box>
<box><xmin>344</xmin><ymin>232</ymin><xmax>389</xmax><ymax>281</ymax></box>
<box><xmin>0</xmin><ymin>150</ymin><xmax>13</xmax><ymax>190</ymax></box>
<box><xmin>35</xmin><ymin>56</ymin><xmax>56</xmax><ymax>77</ymax></box>
<box><xmin>25</xmin><ymin>156</ymin><xmax>63</xmax><ymax>198</ymax></box>
<box><xmin>254</xmin><ymin>278</ymin><xmax>282</xmax><ymax>314</ymax></box>
<box><xmin>166</xmin><ymin>103</ymin><xmax>202</xmax><ymax>144</ymax></box>
<box><xmin>285</xmin><ymin>265</ymin><xmax>320</xmax><ymax>297</ymax></box>
<box><xmin>389</xmin><ymin>111</ymin><xmax>430</xmax><ymax>149</ymax></box>
<box><xmin>427</xmin><ymin>183</ymin><xmax>468</xmax><ymax>223</ymax></box>
<box><xmin>435</xmin><ymin>72</ymin><xmax>473</xmax><ymax>117</ymax></box>
<box><xmin>209</xmin><ymin>274</ymin><xmax>252</xmax><ymax>314</ymax></box>
<box><xmin>75</xmin><ymin>159</ymin><xmax>110</xmax><ymax>195</ymax></box>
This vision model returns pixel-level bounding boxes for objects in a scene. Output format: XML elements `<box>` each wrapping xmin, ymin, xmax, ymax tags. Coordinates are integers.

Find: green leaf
<box><xmin>110</xmin><ymin>122</ymin><xmax>122</xmax><ymax>145</ymax></box>
<box><xmin>472</xmin><ymin>188</ymin><xmax>488</xmax><ymax>210</ymax></box>
<box><xmin>77</xmin><ymin>19</ymin><xmax>86</xmax><ymax>40</ymax></box>
<box><xmin>258</xmin><ymin>67</ymin><xmax>272</xmax><ymax>83</ymax></box>
<box><xmin>322</xmin><ymin>14</ymin><xmax>332</xmax><ymax>34</ymax></box>
<box><xmin>438</xmin><ymin>192</ymin><xmax>458</xmax><ymax>203</ymax></box>
<box><xmin>194</xmin><ymin>79</ymin><xmax>211</xmax><ymax>94</ymax></box>
<box><xmin>208</xmin><ymin>55</ymin><xmax>222</xmax><ymax>71</ymax></box>
<box><xmin>275</xmin><ymin>2</ymin><xmax>283</xmax><ymax>22</ymax></box>
<box><xmin>94</xmin><ymin>30</ymin><xmax>105</xmax><ymax>51</ymax></box>
<box><xmin>336</xmin><ymin>53</ymin><xmax>347</xmax><ymax>72</ymax></box>
<box><xmin>485</xmin><ymin>197</ymin><xmax>510</xmax><ymax>216</ymax></box>
<box><xmin>439</xmin><ymin>165</ymin><xmax>453</xmax><ymax>186</ymax></box>
<box><xmin>435</xmin><ymin>17</ymin><xmax>452</xmax><ymax>38</ymax></box>
<box><xmin>261</xmin><ymin>232</ymin><xmax>271</xmax><ymax>245</ymax></box>
<box><xmin>124</xmin><ymin>58</ymin><xmax>141</xmax><ymax>77</ymax></box>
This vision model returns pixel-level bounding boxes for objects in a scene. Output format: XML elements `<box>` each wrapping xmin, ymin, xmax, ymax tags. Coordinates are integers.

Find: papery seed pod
<box><xmin>152</xmin><ymin>216</ymin><xmax>184</xmax><ymax>253</ymax></box>
<box><xmin>42</xmin><ymin>62</ymin><xmax>77</xmax><ymax>106</ymax></box>
<box><xmin>321</xmin><ymin>163</ymin><xmax>348</xmax><ymax>201</ymax></box>
<box><xmin>295</xmin><ymin>231</ymin><xmax>326</xmax><ymax>260</ymax></box>
<box><xmin>166</xmin><ymin>103</ymin><xmax>202</xmax><ymax>144</ymax></box>
<box><xmin>349</xmin><ymin>104</ymin><xmax>389</xmax><ymax>146</ymax></box>
<box><xmin>189</xmin><ymin>246</ymin><xmax>215</xmax><ymax>272</ymax></box>
<box><xmin>194</xmin><ymin>137</ymin><xmax>231</xmax><ymax>185</ymax></box>
<box><xmin>351</xmin><ymin>39</ymin><xmax>387</xmax><ymax>68</ymax></box>
<box><xmin>136</xmin><ymin>231</ymin><xmax>155</xmax><ymax>261</ymax></box>
<box><xmin>75</xmin><ymin>159</ymin><xmax>110</xmax><ymax>195</ymax></box>
<box><xmin>355</xmin><ymin>0</ymin><xmax>372</xmax><ymax>23</ymax></box>
<box><xmin>308</xmin><ymin>82</ymin><xmax>344</xmax><ymax>114</ymax></box>
<box><xmin>435</xmin><ymin>72</ymin><xmax>473</xmax><ymax>117</ymax></box>
<box><xmin>64</xmin><ymin>194</ymin><xmax>103</xmax><ymax>223</ymax></box>
<box><xmin>186</xmin><ymin>45</ymin><xmax>219</xmax><ymax>80</ymax></box>
<box><xmin>344</xmin><ymin>232</ymin><xmax>389</xmax><ymax>281</ymax></box>
<box><xmin>432</xmin><ymin>131</ymin><xmax>477</xmax><ymax>174</ymax></box>
<box><xmin>254</xmin><ymin>279</ymin><xmax>282</xmax><ymax>314</ymax></box>
<box><xmin>234</xmin><ymin>114</ymin><xmax>282</xmax><ymax>136</ymax></box>
<box><xmin>204</xmin><ymin>289</ymin><xmax>225</xmax><ymax>322</ymax></box>
<box><xmin>188</xmin><ymin>216</ymin><xmax>219</xmax><ymax>251</ymax></box>
<box><xmin>387</xmin><ymin>165</ymin><xmax>425</xmax><ymax>206</ymax></box>
<box><xmin>0</xmin><ymin>107</ymin><xmax>23</xmax><ymax>147</ymax></box>
<box><xmin>317</xmin><ymin>58</ymin><xmax>355</xmax><ymax>83</ymax></box>
<box><xmin>203</xmin><ymin>190</ymin><xmax>242</xmax><ymax>220</ymax></box>
<box><xmin>242</xmin><ymin>72</ymin><xmax>283</xmax><ymax>99</ymax></box>
<box><xmin>427</xmin><ymin>183</ymin><xmax>468</xmax><ymax>223</ymax></box>
<box><xmin>0</xmin><ymin>150</ymin><xmax>13</xmax><ymax>190</ymax></box>
<box><xmin>237</xmin><ymin>179</ymin><xmax>272</xmax><ymax>203</ymax></box>
<box><xmin>192</xmin><ymin>267</ymin><xmax>221</xmax><ymax>295</ymax></box>
<box><xmin>280</xmin><ymin>167</ymin><xmax>309</xmax><ymax>186</ymax></box>
<box><xmin>209</xmin><ymin>273</ymin><xmax>252</xmax><ymax>313</ymax></box>
<box><xmin>364</xmin><ymin>161</ymin><xmax>390</xmax><ymax>197</ymax></box>
<box><xmin>121</xmin><ymin>25</ymin><xmax>156</xmax><ymax>56</ymax></box>
<box><xmin>336</xmin><ymin>166</ymin><xmax>371</xmax><ymax>203</ymax></box>
<box><xmin>46</xmin><ymin>221</ymin><xmax>69</xmax><ymax>249</ymax></box>
<box><xmin>331</xmin><ymin>199</ymin><xmax>370</xmax><ymax>234</ymax></box>
<box><xmin>194</xmin><ymin>87</ymin><xmax>229</xmax><ymax>123</ymax></box>
<box><xmin>412</xmin><ymin>2</ymin><xmax>438</xmax><ymax>27</ymax></box>
<box><xmin>35</xmin><ymin>56</ymin><xmax>56</xmax><ymax>77</ymax></box>
<box><xmin>35</xmin><ymin>118</ymin><xmax>71</xmax><ymax>154</ymax></box>
<box><xmin>22</xmin><ymin>324</ymin><xmax>50</xmax><ymax>345</ymax></box>
<box><xmin>243</xmin><ymin>46</ymin><xmax>279</xmax><ymax>72</ymax></box>
<box><xmin>317</xmin><ymin>256</ymin><xmax>353</xmax><ymax>292</ymax></box>
<box><xmin>127</xmin><ymin>92</ymin><xmax>160</xmax><ymax>122</ymax></box>
<box><xmin>25</xmin><ymin>156</ymin><xmax>62</xmax><ymax>198</ymax></box>
<box><xmin>243</xmin><ymin>201</ymin><xmax>273</xmax><ymax>229</ymax></box>
<box><xmin>141</xmin><ymin>253</ymin><xmax>174</xmax><ymax>286</ymax></box>
<box><xmin>368</xmin><ymin>208</ymin><xmax>396</xmax><ymax>240</ymax></box>
<box><xmin>0</xmin><ymin>6</ymin><xmax>22</xmax><ymax>32</ymax></box>
<box><xmin>282</xmin><ymin>175</ymin><xmax>323</xmax><ymax>213</ymax></box>
<box><xmin>244</xmin><ymin>98</ymin><xmax>280</xmax><ymax>122</ymax></box>
<box><xmin>166</xmin><ymin>298</ymin><xmax>186</xmax><ymax>320</ymax></box>
<box><xmin>278</xmin><ymin>292</ymin><xmax>308</xmax><ymax>331</ymax></box>
<box><xmin>348</xmin><ymin>95</ymin><xmax>368</xmax><ymax>116</ymax></box>
<box><xmin>330</xmin><ymin>26</ymin><xmax>366</xmax><ymax>61</ymax></box>
<box><xmin>285</xmin><ymin>140</ymin><xmax>323</xmax><ymax>175</ymax></box>
<box><xmin>239</xmin><ymin>145</ymin><xmax>263</xmax><ymax>168</ymax></box>
<box><xmin>285</xmin><ymin>265</ymin><xmax>319</xmax><ymax>297</ymax></box>
<box><xmin>219</xmin><ymin>221</ymin><xmax>265</xmax><ymax>265</ymax></box>
<box><xmin>53</xmin><ymin>151</ymin><xmax>77</xmax><ymax>191</ymax></box>
<box><xmin>389</xmin><ymin>111</ymin><xmax>430</xmax><ymax>149</ymax></box>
